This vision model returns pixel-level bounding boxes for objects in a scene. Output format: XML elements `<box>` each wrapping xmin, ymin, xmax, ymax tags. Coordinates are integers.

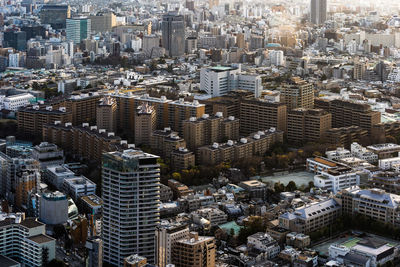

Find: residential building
<box><xmin>155</xmin><ymin>222</ymin><xmax>189</xmax><ymax>267</ymax></box>
<box><xmin>326</xmin><ymin>147</ymin><xmax>351</xmax><ymax>161</ymax></box>
<box><xmin>86</xmin><ymin>236</ymin><xmax>103</xmax><ymax>267</ymax></box>
<box><xmin>247</xmin><ymin>232</ymin><xmax>280</xmax><ymax>259</ymax></box>
<box><xmin>97</xmin><ymin>96</ymin><xmax>117</xmax><ymax>133</ymax></box>
<box><xmin>182</xmin><ymin>112</ymin><xmax>239</xmax><ymax>151</ymax></box>
<box><xmin>168</xmin><ymin>179</ymin><xmax>194</xmax><ymax>198</ymax></box>
<box><xmin>239</xmin><ymin>180</ymin><xmax>268</xmax><ymax>201</ymax></box>
<box><xmin>279</xmin><ymin>198</ymin><xmax>341</xmax><ymax>233</ymax></box>
<box><xmin>200</xmin><ymin>65</ymin><xmax>263</xmax><ymax>97</ymax></box>
<box><xmin>167</xmin><ymin>99</ymin><xmax>205</xmax><ymax>135</ymax></box>
<box><xmin>17</xmin><ymin>104</ymin><xmax>72</xmax><ymax>138</ymax></box>
<box><xmin>287</xmin><ymin>108</ymin><xmax>331</xmax><ymax>144</ymax></box>
<box><xmin>151</xmin><ymin>128</ymin><xmax>186</xmax><ymax>158</ymax></box>
<box><xmin>172</xmin><ymin>232</ymin><xmax>215</xmax><ymax>267</ymax></box>
<box><xmin>350</xmin><ymin>142</ymin><xmax>378</xmax><ymax>163</ymax></box>
<box><xmin>313</xmin><ymin>167</ymin><xmax>360</xmax><ymax>193</ymax></box>
<box><xmin>315</xmin><ymin>99</ymin><xmax>381</xmax><ymax>133</ymax></box>
<box><xmin>170</xmin><ymin>148</ymin><xmax>195</xmax><ymax>171</ymax></box>
<box><xmin>280</xmin><ymin>77</ymin><xmax>314</xmax><ymax>110</ymax></box>
<box><xmin>379</xmin><ymin>157</ymin><xmax>400</xmax><ymax>170</ymax></box>
<box><xmin>369</xmin><ymin>172</ymin><xmax>400</xmax><ymax>195</ymax></box>
<box><xmin>102</xmin><ymin>149</ymin><xmax>160</xmax><ymax>265</ymax></box>
<box><xmin>135</xmin><ymin>103</ymin><xmax>157</xmax><ymax>145</ymax></box>
<box><xmin>31</xmin><ymin>142</ymin><xmax>64</xmax><ymax>169</ymax></box>
<box><xmin>324</xmin><ymin>126</ymin><xmax>369</xmax><ymax>148</ymax></box>
<box><xmin>162</xmin><ymin>13</ymin><xmax>185</xmax><ymax>57</ymax></box>
<box><xmin>367</xmin><ymin>143</ymin><xmax>400</xmax><ymax>159</ymax></box>
<box><xmin>0</xmin><ymin>214</ymin><xmax>55</xmax><ymax>267</ymax></box>
<box><xmin>3</xmin><ymin>93</ymin><xmax>35</xmax><ymax>111</ymax></box>
<box><xmin>192</xmin><ymin>207</ymin><xmax>228</xmax><ymax>227</ymax></box>
<box><xmin>63</xmin><ymin>92</ymin><xmax>102</xmax><ymax>125</ymax></box>
<box><xmin>63</xmin><ymin>176</ymin><xmax>96</xmax><ymax>200</ymax></box>
<box><xmin>239</xmin><ymin>98</ymin><xmax>287</xmax><ymax>135</ymax></box>
<box><xmin>43</xmin><ymin>165</ymin><xmax>75</xmax><ymax>189</ymax></box>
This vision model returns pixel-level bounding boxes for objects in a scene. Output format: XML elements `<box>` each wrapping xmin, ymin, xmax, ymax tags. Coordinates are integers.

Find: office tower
<box><xmin>97</xmin><ymin>96</ymin><xmax>117</xmax><ymax>133</ymax></box>
<box><xmin>315</xmin><ymin>98</ymin><xmax>381</xmax><ymax>133</ymax></box>
<box><xmin>280</xmin><ymin>77</ymin><xmax>314</xmax><ymax>110</ymax></box>
<box><xmin>102</xmin><ymin>149</ymin><xmax>160</xmax><ymax>266</ymax></box>
<box><xmin>239</xmin><ymin>99</ymin><xmax>287</xmax><ymax>135</ymax></box>
<box><xmin>156</xmin><ymin>222</ymin><xmax>190</xmax><ymax>267</ymax></box>
<box><xmin>40</xmin><ymin>191</ymin><xmax>68</xmax><ymax>225</ymax></box>
<box><xmin>89</xmin><ymin>13</ymin><xmax>116</xmax><ymax>33</ymax></box>
<box><xmin>17</xmin><ymin>104</ymin><xmax>72</xmax><ymax>138</ymax></box>
<box><xmin>172</xmin><ymin>232</ymin><xmax>216</xmax><ymax>267</ymax></box>
<box><xmin>200</xmin><ymin>65</ymin><xmax>263</xmax><ymax>97</ymax></box>
<box><xmin>0</xmin><ymin>214</ymin><xmax>56</xmax><ymax>266</ymax></box>
<box><xmin>66</xmin><ymin>17</ymin><xmax>91</xmax><ymax>44</ymax></box>
<box><xmin>3</xmin><ymin>31</ymin><xmax>27</xmax><ymax>51</ymax></box>
<box><xmin>40</xmin><ymin>5</ymin><xmax>71</xmax><ymax>29</ymax></box>
<box><xmin>135</xmin><ymin>103</ymin><xmax>157</xmax><ymax>146</ymax></box>
<box><xmin>143</xmin><ymin>35</ymin><xmax>160</xmax><ymax>58</ymax></box>
<box><xmin>310</xmin><ymin>0</ymin><xmax>327</xmax><ymax>25</ymax></box>
<box><xmin>162</xmin><ymin>13</ymin><xmax>185</xmax><ymax>57</ymax></box>
<box><xmin>287</xmin><ymin>108</ymin><xmax>332</xmax><ymax>144</ymax></box>
<box><xmin>86</xmin><ymin>236</ymin><xmax>103</xmax><ymax>267</ymax></box>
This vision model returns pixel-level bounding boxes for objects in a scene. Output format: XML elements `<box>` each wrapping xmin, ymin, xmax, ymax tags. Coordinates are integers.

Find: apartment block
<box><xmin>366</xmin><ymin>143</ymin><xmax>400</xmax><ymax>159</ymax></box>
<box><xmin>172</xmin><ymin>232</ymin><xmax>215</xmax><ymax>267</ymax></box>
<box><xmin>183</xmin><ymin>112</ymin><xmax>239</xmax><ymax>151</ymax></box>
<box><xmin>135</xmin><ymin>103</ymin><xmax>157</xmax><ymax>145</ymax></box>
<box><xmin>96</xmin><ymin>96</ymin><xmax>117</xmax><ymax>133</ymax></box>
<box><xmin>17</xmin><ymin>105</ymin><xmax>72</xmax><ymax>138</ymax></box>
<box><xmin>279</xmin><ymin>198</ymin><xmax>341</xmax><ymax>233</ymax></box>
<box><xmin>369</xmin><ymin>172</ymin><xmax>400</xmax><ymax>195</ymax></box>
<box><xmin>43</xmin><ymin>122</ymin><xmax>123</xmax><ymax>163</ymax></box>
<box><xmin>151</xmin><ymin>128</ymin><xmax>186</xmax><ymax>158</ymax></box>
<box><xmin>287</xmin><ymin>108</ymin><xmax>331</xmax><ymax>144</ymax></box>
<box><xmin>156</xmin><ymin>222</ymin><xmax>189</xmax><ymax>267</ymax></box>
<box><xmin>324</xmin><ymin>126</ymin><xmax>369</xmax><ymax>148</ymax></box>
<box><xmin>168</xmin><ymin>99</ymin><xmax>205</xmax><ymax>135</ymax></box>
<box><xmin>197</xmin><ymin>128</ymin><xmax>283</xmax><ymax>166</ymax></box>
<box><xmin>239</xmin><ymin>98</ymin><xmax>287</xmax><ymax>135</ymax></box>
<box><xmin>171</xmin><ymin>148</ymin><xmax>195</xmax><ymax>171</ymax></box>
<box><xmin>315</xmin><ymin>98</ymin><xmax>381</xmax><ymax>133</ymax></box>
<box><xmin>279</xmin><ymin>77</ymin><xmax>314</xmax><ymax>110</ymax></box>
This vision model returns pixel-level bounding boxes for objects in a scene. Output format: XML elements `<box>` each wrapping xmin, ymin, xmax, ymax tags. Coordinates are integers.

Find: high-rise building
<box><xmin>239</xmin><ymin>98</ymin><xmax>287</xmax><ymax>135</ymax></box>
<box><xmin>66</xmin><ymin>17</ymin><xmax>91</xmax><ymax>44</ymax></box>
<box><xmin>315</xmin><ymin>98</ymin><xmax>381</xmax><ymax>133</ymax></box>
<box><xmin>172</xmin><ymin>232</ymin><xmax>216</xmax><ymax>267</ymax></box>
<box><xmin>156</xmin><ymin>222</ymin><xmax>190</xmax><ymax>267</ymax></box>
<box><xmin>162</xmin><ymin>13</ymin><xmax>185</xmax><ymax>57</ymax></box>
<box><xmin>40</xmin><ymin>191</ymin><xmax>68</xmax><ymax>225</ymax></box>
<box><xmin>310</xmin><ymin>0</ymin><xmax>327</xmax><ymax>25</ymax></box>
<box><xmin>280</xmin><ymin>77</ymin><xmax>314</xmax><ymax>110</ymax></box>
<box><xmin>97</xmin><ymin>96</ymin><xmax>117</xmax><ymax>133</ymax></box>
<box><xmin>102</xmin><ymin>149</ymin><xmax>160</xmax><ymax>266</ymax></box>
<box><xmin>3</xmin><ymin>31</ymin><xmax>27</xmax><ymax>51</ymax></box>
<box><xmin>89</xmin><ymin>13</ymin><xmax>116</xmax><ymax>33</ymax></box>
<box><xmin>168</xmin><ymin>99</ymin><xmax>205</xmax><ymax>135</ymax></box>
<box><xmin>86</xmin><ymin>236</ymin><xmax>103</xmax><ymax>267</ymax></box>
<box><xmin>40</xmin><ymin>5</ymin><xmax>71</xmax><ymax>29</ymax></box>
<box><xmin>143</xmin><ymin>35</ymin><xmax>160</xmax><ymax>58</ymax></box>
<box><xmin>287</xmin><ymin>108</ymin><xmax>332</xmax><ymax>144</ymax></box>
<box><xmin>135</xmin><ymin>103</ymin><xmax>157</xmax><ymax>145</ymax></box>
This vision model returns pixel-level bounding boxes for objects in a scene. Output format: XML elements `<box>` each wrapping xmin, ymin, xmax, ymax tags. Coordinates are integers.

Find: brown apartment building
<box><xmin>240</xmin><ymin>98</ymin><xmax>287</xmax><ymax>135</ymax></box>
<box><xmin>324</xmin><ymin>126</ymin><xmax>369</xmax><ymax>148</ymax></box>
<box><xmin>315</xmin><ymin>98</ymin><xmax>381</xmax><ymax>133</ymax></box>
<box><xmin>17</xmin><ymin>105</ymin><xmax>73</xmax><ymax>138</ymax></box>
<box><xmin>96</xmin><ymin>96</ymin><xmax>117</xmax><ymax>133</ymax></box>
<box><xmin>151</xmin><ymin>128</ymin><xmax>187</xmax><ymax>158</ymax></box>
<box><xmin>134</xmin><ymin>103</ymin><xmax>157</xmax><ymax>145</ymax></box>
<box><xmin>43</xmin><ymin>122</ymin><xmax>124</xmax><ymax>162</ymax></box>
<box><xmin>172</xmin><ymin>232</ymin><xmax>215</xmax><ymax>267</ymax></box>
<box><xmin>197</xmin><ymin>128</ymin><xmax>284</xmax><ymax>165</ymax></box>
<box><xmin>64</xmin><ymin>92</ymin><xmax>102</xmax><ymax>125</ymax></box>
<box><xmin>287</xmin><ymin>108</ymin><xmax>332</xmax><ymax>144</ymax></box>
<box><xmin>182</xmin><ymin>112</ymin><xmax>240</xmax><ymax>151</ymax></box>
<box><xmin>280</xmin><ymin>77</ymin><xmax>314</xmax><ymax>110</ymax></box>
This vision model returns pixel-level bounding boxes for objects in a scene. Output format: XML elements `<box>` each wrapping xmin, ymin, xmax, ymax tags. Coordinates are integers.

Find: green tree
<box><xmin>285</xmin><ymin>181</ymin><xmax>297</xmax><ymax>191</ymax></box>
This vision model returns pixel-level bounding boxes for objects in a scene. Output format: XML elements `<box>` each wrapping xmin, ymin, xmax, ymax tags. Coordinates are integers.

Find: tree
<box><xmin>274</xmin><ymin>182</ymin><xmax>285</xmax><ymax>193</ymax></box>
<box><xmin>150</xmin><ymin>60</ymin><xmax>158</xmax><ymax>71</ymax></box>
<box><xmin>172</xmin><ymin>172</ymin><xmax>181</xmax><ymax>181</ymax></box>
<box><xmin>167</xmin><ymin>64</ymin><xmax>173</xmax><ymax>73</ymax></box>
<box><xmin>286</xmin><ymin>181</ymin><xmax>297</xmax><ymax>191</ymax></box>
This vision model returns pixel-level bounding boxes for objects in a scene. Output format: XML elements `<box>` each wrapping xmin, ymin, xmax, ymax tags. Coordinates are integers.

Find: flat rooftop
<box><xmin>28</xmin><ymin>234</ymin><xmax>54</xmax><ymax>244</ymax></box>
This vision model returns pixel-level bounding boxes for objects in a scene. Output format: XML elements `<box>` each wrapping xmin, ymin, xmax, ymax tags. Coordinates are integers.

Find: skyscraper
<box><xmin>162</xmin><ymin>13</ymin><xmax>185</xmax><ymax>57</ymax></box>
<box><xmin>66</xmin><ymin>17</ymin><xmax>91</xmax><ymax>44</ymax></box>
<box><xmin>102</xmin><ymin>149</ymin><xmax>160</xmax><ymax>266</ymax></box>
<box><xmin>310</xmin><ymin>0</ymin><xmax>327</xmax><ymax>25</ymax></box>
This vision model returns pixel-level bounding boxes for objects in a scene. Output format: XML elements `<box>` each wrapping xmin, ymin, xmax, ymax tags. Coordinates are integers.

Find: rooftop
<box><xmin>28</xmin><ymin>234</ymin><xmax>54</xmax><ymax>244</ymax></box>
